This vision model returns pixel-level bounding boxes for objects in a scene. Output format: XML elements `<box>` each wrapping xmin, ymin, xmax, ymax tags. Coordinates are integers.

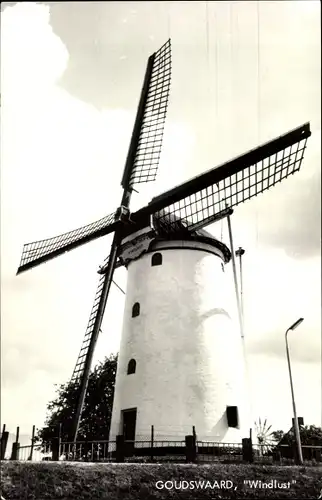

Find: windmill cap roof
<box><xmin>151</xmin><ymin>211</ymin><xmax>231</xmax><ymax>263</ymax></box>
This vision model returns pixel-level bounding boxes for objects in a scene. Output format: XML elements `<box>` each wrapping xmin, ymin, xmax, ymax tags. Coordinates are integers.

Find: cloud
<box><xmin>248</xmin><ymin>354</ymin><xmax>321</xmax><ymax>432</ymax></box>
<box><xmin>252</xmin><ymin>132</ymin><xmax>321</xmax><ymax>260</ymax></box>
<box><xmin>1</xmin><ymin>2</ymin><xmax>197</xmax><ymax>431</ymax></box>
<box><xmin>1</xmin><ymin>1</ymin><xmax>320</xmax><ymax>435</ymax></box>
<box><xmin>1</xmin><ymin>3</ymin><xmax>68</xmax><ymax>90</ymax></box>
<box><xmin>240</xmin><ymin>247</ymin><xmax>321</xmax><ymax>359</ymax></box>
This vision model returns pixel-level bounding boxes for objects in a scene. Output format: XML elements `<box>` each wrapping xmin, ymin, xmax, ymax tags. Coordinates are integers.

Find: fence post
<box><xmin>1</xmin><ymin>431</ymin><xmax>9</xmax><ymax>460</ymax></box>
<box><xmin>10</xmin><ymin>427</ymin><xmax>20</xmax><ymax>460</ymax></box>
<box><xmin>51</xmin><ymin>424</ymin><xmax>62</xmax><ymax>461</ymax></box>
<box><xmin>116</xmin><ymin>435</ymin><xmax>125</xmax><ymax>463</ymax></box>
<box><xmin>242</xmin><ymin>438</ymin><xmax>253</xmax><ymax>463</ymax></box>
<box><xmin>315</xmin><ymin>448</ymin><xmax>322</xmax><ymax>462</ymax></box>
<box><xmin>185</xmin><ymin>435</ymin><xmax>197</xmax><ymax>463</ymax></box>
<box><xmin>150</xmin><ymin>425</ymin><xmax>154</xmax><ymax>463</ymax></box>
<box><xmin>10</xmin><ymin>442</ymin><xmax>19</xmax><ymax>460</ymax></box>
<box><xmin>192</xmin><ymin>426</ymin><xmax>198</xmax><ymax>450</ymax></box>
<box><xmin>272</xmin><ymin>448</ymin><xmax>281</xmax><ymax>463</ymax></box>
<box><xmin>28</xmin><ymin>425</ymin><xmax>36</xmax><ymax>461</ymax></box>
<box><xmin>51</xmin><ymin>438</ymin><xmax>59</xmax><ymax>461</ymax></box>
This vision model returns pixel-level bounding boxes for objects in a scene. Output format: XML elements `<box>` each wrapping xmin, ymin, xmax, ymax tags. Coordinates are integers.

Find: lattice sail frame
<box><xmin>17</xmin><ymin>41</ymin><xmax>172</xmax><ymax>276</ymax></box>
<box><xmin>71</xmin><ymin>273</ymin><xmax>106</xmax><ymax>384</ymax></box>
<box><xmin>129</xmin><ymin>39</ymin><xmax>171</xmax><ymax>187</ymax></box>
<box><xmin>17</xmin><ymin>211</ymin><xmax>119</xmax><ymax>274</ymax></box>
<box><xmin>144</xmin><ymin>123</ymin><xmax>310</xmax><ymax>233</ymax></box>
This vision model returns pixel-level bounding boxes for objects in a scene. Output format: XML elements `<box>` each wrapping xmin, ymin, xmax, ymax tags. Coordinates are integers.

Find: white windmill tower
<box><xmin>16</xmin><ymin>39</ymin><xmax>311</xmax><ymax>446</ymax></box>
<box><xmin>108</xmin><ymin>122</ymin><xmax>311</xmax><ymax>444</ymax></box>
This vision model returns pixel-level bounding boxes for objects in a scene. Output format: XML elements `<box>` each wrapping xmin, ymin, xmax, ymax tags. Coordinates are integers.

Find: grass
<box><xmin>1</xmin><ymin>461</ymin><xmax>322</xmax><ymax>499</ymax></box>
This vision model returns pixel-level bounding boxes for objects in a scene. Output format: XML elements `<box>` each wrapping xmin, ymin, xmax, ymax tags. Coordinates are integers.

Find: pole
<box><xmin>236</xmin><ymin>247</ymin><xmax>245</xmax><ymax>333</ymax></box>
<box><xmin>29</xmin><ymin>425</ymin><xmax>35</xmax><ymax>461</ymax></box>
<box><xmin>151</xmin><ymin>425</ymin><xmax>154</xmax><ymax>463</ymax></box>
<box><xmin>226</xmin><ymin>212</ymin><xmax>244</xmax><ymax>339</ymax></box>
<box><xmin>285</xmin><ymin>329</ymin><xmax>303</xmax><ymax>464</ymax></box>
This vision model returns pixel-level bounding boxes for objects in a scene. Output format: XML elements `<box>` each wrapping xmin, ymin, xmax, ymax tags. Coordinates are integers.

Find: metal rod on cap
<box><xmin>226</xmin><ymin>208</ymin><xmax>244</xmax><ymax>340</ymax></box>
<box><xmin>236</xmin><ymin>247</ymin><xmax>245</xmax><ymax>336</ymax></box>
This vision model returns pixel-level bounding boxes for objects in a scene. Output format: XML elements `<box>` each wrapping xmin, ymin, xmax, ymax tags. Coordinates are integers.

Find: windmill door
<box><xmin>122</xmin><ymin>408</ymin><xmax>137</xmax><ymax>456</ymax></box>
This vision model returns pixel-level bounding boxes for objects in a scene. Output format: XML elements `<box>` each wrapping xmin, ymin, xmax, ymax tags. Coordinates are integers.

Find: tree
<box><xmin>271</xmin><ymin>430</ymin><xmax>284</xmax><ymax>443</ymax></box>
<box><xmin>272</xmin><ymin>425</ymin><xmax>322</xmax><ymax>446</ymax></box>
<box><xmin>37</xmin><ymin>354</ymin><xmax>117</xmax><ymax>444</ymax></box>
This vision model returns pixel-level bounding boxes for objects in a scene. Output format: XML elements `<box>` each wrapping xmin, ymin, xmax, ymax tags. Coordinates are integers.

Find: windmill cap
<box><xmin>151</xmin><ymin>211</ymin><xmax>231</xmax><ymax>263</ymax></box>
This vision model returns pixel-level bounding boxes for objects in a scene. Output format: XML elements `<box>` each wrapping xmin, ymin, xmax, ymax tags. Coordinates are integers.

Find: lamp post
<box><xmin>285</xmin><ymin>317</ymin><xmax>304</xmax><ymax>465</ymax></box>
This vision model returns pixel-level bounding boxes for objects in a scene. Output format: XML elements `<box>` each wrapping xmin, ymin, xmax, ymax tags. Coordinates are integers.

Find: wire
<box><xmin>205</xmin><ymin>0</ymin><xmax>210</xmax><ymax>153</ymax></box>
<box><xmin>166</xmin><ymin>1</ymin><xmax>171</xmax><ymax>40</ymax></box>
<box><xmin>256</xmin><ymin>0</ymin><xmax>260</xmax><ymax>247</ymax></box>
<box><xmin>229</xmin><ymin>2</ymin><xmax>233</xmax><ymax>148</ymax></box>
<box><xmin>211</xmin><ymin>6</ymin><xmax>222</xmax><ymax>241</ymax></box>
<box><xmin>206</xmin><ymin>1</ymin><xmax>210</xmax><ymax>71</ymax></box>
<box><xmin>112</xmin><ymin>280</ymin><xmax>125</xmax><ymax>295</ymax></box>
<box><xmin>214</xmin><ymin>4</ymin><xmax>218</xmax><ymax>129</ymax></box>
<box><xmin>257</xmin><ymin>0</ymin><xmax>261</xmax><ymax>144</ymax></box>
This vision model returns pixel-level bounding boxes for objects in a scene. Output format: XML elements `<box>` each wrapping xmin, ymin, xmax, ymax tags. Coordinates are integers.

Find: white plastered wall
<box><xmin>109</xmin><ymin>239</ymin><xmax>250</xmax><ymax>443</ymax></box>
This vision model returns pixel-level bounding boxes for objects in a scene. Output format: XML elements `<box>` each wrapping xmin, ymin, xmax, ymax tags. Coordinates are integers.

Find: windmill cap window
<box><xmin>151</xmin><ymin>252</ymin><xmax>162</xmax><ymax>266</ymax></box>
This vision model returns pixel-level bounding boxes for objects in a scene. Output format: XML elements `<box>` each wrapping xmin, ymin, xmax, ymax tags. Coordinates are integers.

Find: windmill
<box><xmin>16</xmin><ymin>39</ymin><xmax>311</xmax><ymax>444</ymax></box>
<box><xmin>254</xmin><ymin>418</ymin><xmax>277</xmax><ymax>455</ymax></box>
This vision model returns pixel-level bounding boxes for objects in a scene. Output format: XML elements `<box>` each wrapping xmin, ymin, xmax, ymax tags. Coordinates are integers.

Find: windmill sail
<box><xmin>71</xmin><ymin>234</ymin><xmax>120</xmax><ymax>440</ymax></box>
<box><xmin>69</xmin><ymin>40</ymin><xmax>172</xmax><ymax>440</ymax></box>
<box><xmin>71</xmin><ymin>273</ymin><xmax>107</xmax><ymax>383</ymax></box>
<box><xmin>121</xmin><ymin>39</ymin><xmax>171</xmax><ymax>189</ymax></box>
<box><xmin>132</xmin><ymin>122</ymin><xmax>311</xmax><ymax>233</ymax></box>
<box><xmin>17</xmin><ymin>40</ymin><xmax>172</xmax><ymax>277</ymax></box>
<box><xmin>17</xmin><ymin>211</ymin><xmax>121</xmax><ymax>275</ymax></box>
<box><xmin>97</xmin><ymin>251</ymin><xmax>124</xmax><ymax>274</ymax></box>
<box><xmin>72</xmin><ymin>250</ymin><xmax>124</xmax><ymax>384</ymax></box>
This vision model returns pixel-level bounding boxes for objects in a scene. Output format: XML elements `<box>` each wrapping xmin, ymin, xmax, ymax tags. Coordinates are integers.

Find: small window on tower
<box><xmin>221</xmin><ymin>263</ymin><xmax>225</xmax><ymax>272</ymax></box>
<box><xmin>132</xmin><ymin>302</ymin><xmax>140</xmax><ymax>318</ymax></box>
<box><xmin>151</xmin><ymin>252</ymin><xmax>162</xmax><ymax>267</ymax></box>
<box><xmin>226</xmin><ymin>406</ymin><xmax>239</xmax><ymax>428</ymax></box>
<box><xmin>127</xmin><ymin>359</ymin><xmax>136</xmax><ymax>375</ymax></box>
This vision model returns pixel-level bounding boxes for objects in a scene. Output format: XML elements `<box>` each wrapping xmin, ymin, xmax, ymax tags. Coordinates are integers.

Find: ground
<box><xmin>1</xmin><ymin>462</ymin><xmax>321</xmax><ymax>499</ymax></box>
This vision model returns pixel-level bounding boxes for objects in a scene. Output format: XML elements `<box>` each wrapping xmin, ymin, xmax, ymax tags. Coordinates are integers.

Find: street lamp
<box><xmin>285</xmin><ymin>317</ymin><xmax>304</xmax><ymax>465</ymax></box>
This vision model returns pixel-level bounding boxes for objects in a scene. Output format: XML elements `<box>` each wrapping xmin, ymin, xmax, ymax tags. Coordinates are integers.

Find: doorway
<box><xmin>122</xmin><ymin>408</ymin><xmax>137</xmax><ymax>456</ymax></box>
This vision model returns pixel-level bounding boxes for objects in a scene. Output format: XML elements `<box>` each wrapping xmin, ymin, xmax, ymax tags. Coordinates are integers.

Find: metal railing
<box><xmin>252</xmin><ymin>443</ymin><xmax>322</xmax><ymax>465</ymax></box>
<box><xmin>9</xmin><ymin>431</ymin><xmax>321</xmax><ymax>466</ymax></box>
<box><xmin>15</xmin><ymin>443</ymin><xmax>52</xmax><ymax>461</ymax></box>
<box><xmin>60</xmin><ymin>440</ymin><xmax>116</xmax><ymax>462</ymax></box>
<box><xmin>196</xmin><ymin>441</ymin><xmax>243</xmax><ymax>463</ymax></box>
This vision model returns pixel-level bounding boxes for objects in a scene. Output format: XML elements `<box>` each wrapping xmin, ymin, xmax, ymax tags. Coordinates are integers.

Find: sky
<box><xmin>1</xmin><ymin>1</ymin><xmax>321</xmax><ymax>443</ymax></box>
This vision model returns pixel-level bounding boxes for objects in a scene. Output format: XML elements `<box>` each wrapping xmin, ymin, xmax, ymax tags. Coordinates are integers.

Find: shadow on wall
<box><xmin>199</xmin><ymin>308</ymin><xmax>231</xmax><ymax>322</ymax></box>
<box><xmin>209</xmin><ymin>411</ymin><xmax>229</xmax><ymax>441</ymax></box>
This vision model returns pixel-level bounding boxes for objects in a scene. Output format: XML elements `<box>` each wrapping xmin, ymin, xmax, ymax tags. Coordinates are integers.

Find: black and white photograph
<box><xmin>1</xmin><ymin>1</ymin><xmax>321</xmax><ymax>499</ymax></box>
